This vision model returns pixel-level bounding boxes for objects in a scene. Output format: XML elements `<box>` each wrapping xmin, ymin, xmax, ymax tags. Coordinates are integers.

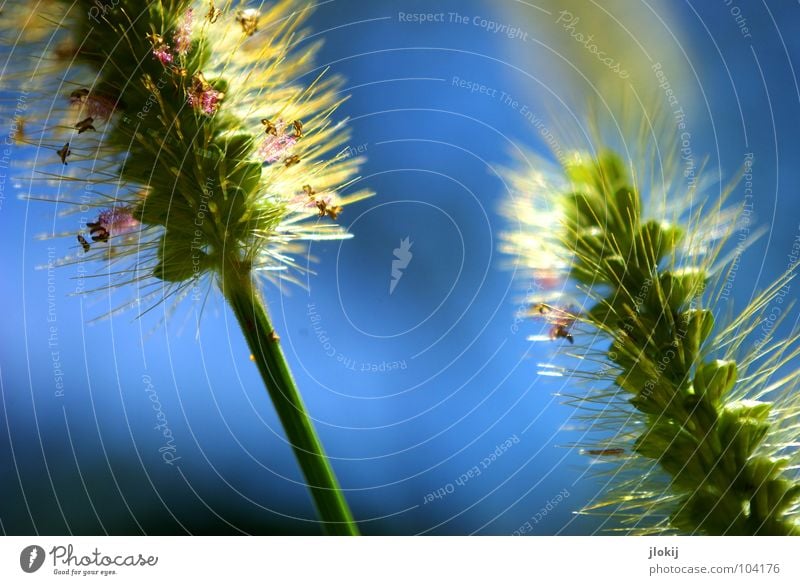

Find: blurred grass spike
<box><xmin>5</xmin><ymin>0</ymin><xmax>370</xmax><ymax>535</ymax></box>
<box><xmin>499</xmin><ymin>0</ymin><xmax>697</xmax><ymax>141</ymax></box>
<box><xmin>503</xmin><ymin>130</ymin><xmax>800</xmax><ymax>535</ymax></box>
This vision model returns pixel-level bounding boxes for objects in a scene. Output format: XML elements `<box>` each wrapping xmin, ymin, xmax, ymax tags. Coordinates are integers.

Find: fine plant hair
<box><xmin>4</xmin><ymin>0</ymin><xmax>369</xmax><ymax>534</ymax></box>
<box><xmin>502</xmin><ymin>121</ymin><xmax>800</xmax><ymax>535</ymax></box>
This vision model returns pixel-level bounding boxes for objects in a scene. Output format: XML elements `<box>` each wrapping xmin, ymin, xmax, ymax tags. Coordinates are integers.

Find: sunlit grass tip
<box><xmin>501</xmin><ymin>105</ymin><xmax>800</xmax><ymax>535</ymax></box>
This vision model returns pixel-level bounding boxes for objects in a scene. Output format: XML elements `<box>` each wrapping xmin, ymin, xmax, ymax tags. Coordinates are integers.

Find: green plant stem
<box><xmin>221</xmin><ymin>264</ymin><xmax>358</xmax><ymax>536</ymax></box>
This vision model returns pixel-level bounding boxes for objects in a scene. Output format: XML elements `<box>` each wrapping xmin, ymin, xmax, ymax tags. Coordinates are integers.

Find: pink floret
<box><xmin>174</xmin><ymin>9</ymin><xmax>194</xmax><ymax>55</ymax></box>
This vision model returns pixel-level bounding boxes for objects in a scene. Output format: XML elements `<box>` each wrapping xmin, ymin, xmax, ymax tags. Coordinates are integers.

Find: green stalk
<box><xmin>221</xmin><ymin>264</ymin><xmax>358</xmax><ymax>536</ymax></box>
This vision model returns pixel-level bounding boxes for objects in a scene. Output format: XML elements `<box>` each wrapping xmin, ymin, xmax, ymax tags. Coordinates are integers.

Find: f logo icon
<box><xmin>20</xmin><ymin>545</ymin><xmax>45</xmax><ymax>573</ymax></box>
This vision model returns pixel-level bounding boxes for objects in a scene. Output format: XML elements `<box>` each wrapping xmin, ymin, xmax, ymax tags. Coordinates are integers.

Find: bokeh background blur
<box><xmin>1</xmin><ymin>0</ymin><xmax>799</xmax><ymax>535</ymax></box>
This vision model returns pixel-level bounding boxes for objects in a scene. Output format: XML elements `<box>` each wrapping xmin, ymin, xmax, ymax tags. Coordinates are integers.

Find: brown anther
<box><xmin>77</xmin><ymin>234</ymin><xmax>91</xmax><ymax>253</ymax></box>
<box><xmin>550</xmin><ymin>324</ymin><xmax>574</xmax><ymax>344</ymax></box>
<box><xmin>235</xmin><ymin>9</ymin><xmax>259</xmax><ymax>36</ymax></box>
<box><xmin>87</xmin><ymin>221</ymin><xmax>110</xmax><ymax>243</ymax></box>
<box><xmin>261</xmin><ymin>119</ymin><xmax>277</xmax><ymax>136</ymax></box>
<box><xmin>207</xmin><ymin>1</ymin><xmax>222</xmax><ymax>23</ymax></box>
<box><xmin>75</xmin><ymin>117</ymin><xmax>96</xmax><ymax>134</ymax></box>
<box><xmin>69</xmin><ymin>88</ymin><xmax>89</xmax><ymax>103</ymax></box>
<box><xmin>532</xmin><ymin>302</ymin><xmax>551</xmax><ymax>315</ymax></box>
<box><xmin>145</xmin><ymin>32</ymin><xmax>164</xmax><ymax>46</ymax></box>
<box><xmin>12</xmin><ymin>117</ymin><xmax>26</xmax><ymax>142</ymax></box>
<box><xmin>57</xmin><ymin>142</ymin><xmax>71</xmax><ymax>164</ymax></box>
<box><xmin>326</xmin><ymin>206</ymin><xmax>343</xmax><ymax>221</ymax></box>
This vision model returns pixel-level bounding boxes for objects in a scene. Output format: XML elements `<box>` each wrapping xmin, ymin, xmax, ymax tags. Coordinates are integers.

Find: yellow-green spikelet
<box><xmin>11</xmin><ymin>0</ymin><xmax>370</xmax><ymax>295</ymax></box>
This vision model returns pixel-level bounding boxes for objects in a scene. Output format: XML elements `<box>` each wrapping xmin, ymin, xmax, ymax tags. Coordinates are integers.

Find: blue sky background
<box><xmin>1</xmin><ymin>0</ymin><xmax>799</xmax><ymax>535</ymax></box>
